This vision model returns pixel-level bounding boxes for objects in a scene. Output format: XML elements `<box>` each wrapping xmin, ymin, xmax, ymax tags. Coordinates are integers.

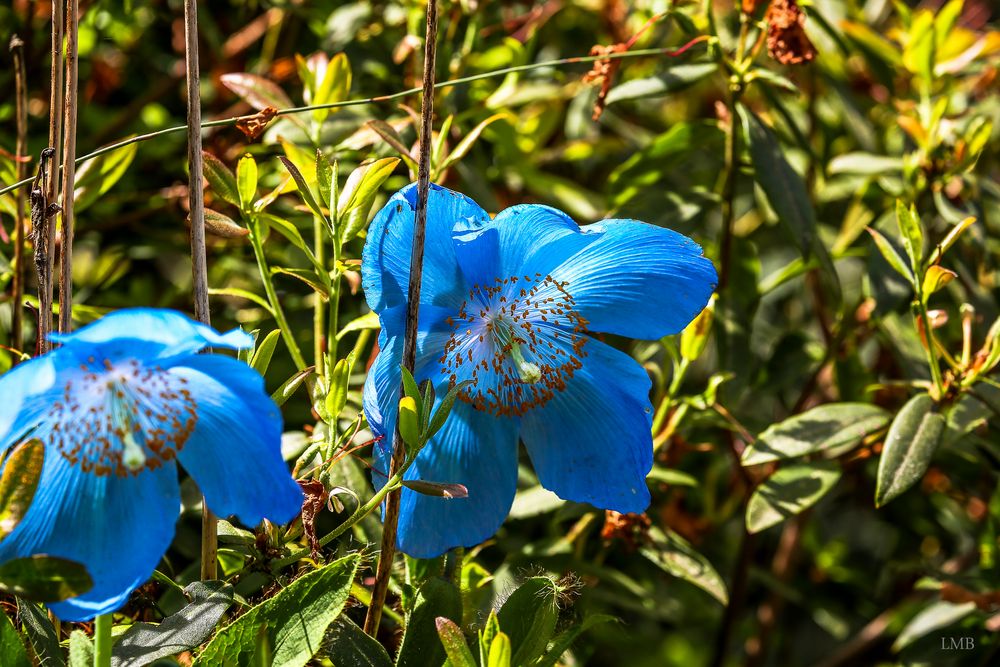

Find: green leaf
<box><xmin>0</xmin><ymin>608</ymin><xmax>31</xmax><ymax>667</ymax></box>
<box><xmin>208</xmin><ymin>287</ymin><xmax>276</xmax><ymax>317</ymax></box>
<box><xmin>875</xmin><ymin>393</ymin><xmax>946</xmax><ymax>507</ymax></box>
<box><xmin>605</xmin><ymin>63</ymin><xmax>716</xmax><ymax>105</ymax></box>
<box><xmin>278</xmin><ymin>156</ymin><xmax>326</xmax><ymax>222</ymax></box>
<box><xmin>257</xmin><ymin>213</ymin><xmax>323</xmax><ymax>272</ymax></box>
<box><xmin>497</xmin><ymin>577</ymin><xmax>559</xmax><ymax>666</ymax></box>
<box><xmin>250</xmin><ymin>330</ymin><xmax>281</xmax><ymax>376</ymax></box>
<box><xmin>111</xmin><ymin>581</ymin><xmax>233</xmax><ymax>667</ymax></box>
<box><xmin>921</xmin><ymin>265</ymin><xmax>955</xmax><ymax>299</ymax></box>
<box><xmin>312</xmin><ymin>53</ymin><xmax>352</xmax><ymax>123</ymax></box>
<box><xmin>400</xmin><ymin>480</ymin><xmax>468</xmax><ymax>498</ymax></box>
<box><xmin>197</xmin><ymin>554</ymin><xmax>359</xmax><ymax>667</ymax></box>
<box><xmin>739</xmin><ymin>105</ymin><xmax>840</xmax><ymax>303</ymax></box>
<box><xmin>828</xmin><ymin>152</ymin><xmax>904</xmax><ymax>175</ymax></box>
<box><xmin>895</xmin><ymin>200</ymin><xmax>924</xmax><ymax>275</ymax></box>
<box><xmin>237</xmin><ymin>154</ymin><xmax>258</xmax><ymax>212</ymax></box>
<box><xmin>0</xmin><ymin>438</ymin><xmax>44</xmax><ymax>541</ymax></box>
<box><xmin>73</xmin><ymin>141</ymin><xmax>138</xmax><ymax>212</ymax></box>
<box><xmin>337</xmin><ymin>158</ymin><xmax>402</xmax><ymax>242</ymax></box>
<box><xmin>0</xmin><ymin>556</ymin><xmax>93</xmax><ymax>602</ymax></box>
<box><xmin>203</xmin><ymin>151</ymin><xmax>239</xmax><ymax>206</ymax></box>
<box><xmin>400</xmin><ymin>366</ymin><xmax>423</xmax><ymax>418</ymax></box>
<box><xmin>439</xmin><ymin>113</ymin><xmax>510</xmax><ymax>173</ymax></box>
<box><xmin>893</xmin><ymin>600</ymin><xmax>976</xmax><ymax>652</ymax></box>
<box><xmin>271</xmin><ymin>267</ymin><xmax>330</xmax><ymax>297</ymax></box>
<box><xmin>866</xmin><ymin>227</ymin><xmax>916</xmax><ymax>287</ymax></box>
<box><xmin>365</xmin><ymin>120</ymin><xmax>417</xmax><ymax>173</ymax></box>
<box><xmin>746</xmin><ymin>461</ymin><xmax>841</xmax><ymax>533</ymax></box>
<box><xmin>741</xmin><ymin>403</ymin><xmax>891</xmax><ymax>465</ymax></box>
<box><xmin>321</xmin><ymin>616</ymin><xmax>392</xmax><ymax>667</ymax></box>
<box><xmin>17</xmin><ymin>599</ymin><xmax>64</xmax><ymax>667</ymax></box>
<box><xmin>325</xmin><ymin>357</ymin><xmax>352</xmax><ymax>421</ymax></box>
<box><xmin>396</xmin><ymin>578</ymin><xmax>462</xmax><ymax>667</ymax></box>
<box><xmin>436</xmin><ymin>617</ymin><xmax>476</xmax><ymax>667</ymax></box>
<box><xmin>534</xmin><ymin>614</ymin><xmax>617</xmax><ymax>667</ymax></box>
<box><xmin>640</xmin><ymin>527</ymin><xmax>728</xmax><ymax>605</ymax></box>
<box><xmin>316</xmin><ymin>150</ymin><xmax>333</xmax><ymax>209</ymax></box>
<box><xmin>487</xmin><ymin>632</ymin><xmax>512</xmax><ymax>667</ymax></box>
<box><xmin>336</xmin><ymin>311</ymin><xmax>380</xmax><ymax>341</ymax></box>
<box><xmin>680</xmin><ymin>298</ymin><xmax>714</xmax><ymax>361</ymax></box>
<box><xmin>67</xmin><ymin>631</ymin><xmax>94</xmax><ymax>667</ymax></box>
<box><xmin>272</xmin><ymin>367</ymin><xmax>314</xmax><ymax>407</ymax></box>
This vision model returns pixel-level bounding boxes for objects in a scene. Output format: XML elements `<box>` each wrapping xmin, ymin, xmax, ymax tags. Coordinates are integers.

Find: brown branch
<box><xmin>58</xmin><ymin>0</ymin><xmax>80</xmax><ymax>334</ymax></box>
<box><xmin>10</xmin><ymin>35</ymin><xmax>28</xmax><ymax>356</ymax></box>
<box><xmin>182</xmin><ymin>0</ymin><xmax>216</xmax><ymax>581</ymax></box>
<box><xmin>364</xmin><ymin>0</ymin><xmax>439</xmax><ymax>638</ymax></box>
<box><xmin>39</xmin><ymin>0</ymin><xmax>65</xmax><ymax>353</ymax></box>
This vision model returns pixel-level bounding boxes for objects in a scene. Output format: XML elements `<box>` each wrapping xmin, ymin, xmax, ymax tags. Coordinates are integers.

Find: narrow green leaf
<box><xmin>742</xmin><ymin>403</ymin><xmax>891</xmax><ymax>465</ymax></box>
<box><xmin>895</xmin><ymin>200</ymin><xmax>924</xmax><ymax>274</ymax></box>
<box><xmin>250</xmin><ymin>330</ymin><xmax>281</xmax><ymax>376</ymax></box>
<box><xmin>875</xmin><ymin>393</ymin><xmax>946</xmax><ymax>507</ymax></box>
<box><xmin>17</xmin><ymin>599</ymin><xmax>64</xmax><ymax>667</ymax></box>
<box><xmin>271</xmin><ymin>367</ymin><xmax>314</xmax><ymax>407</ymax></box>
<box><xmin>497</xmin><ymin>577</ymin><xmax>560</xmax><ymax>666</ymax></box>
<box><xmin>271</xmin><ymin>267</ymin><xmax>330</xmax><ymax>297</ymax></box>
<box><xmin>365</xmin><ymin>120</ymin><xmax>417</xmax><ymax>172</ymax></box>
<box><xmin>208</xmin><ymin>287</ymin><xmax>276</xmax><ymax>318</ymax></box>
<box><xmin>401</xmin><ymin>480</ymin><xmax>468</xmax><ymax>498</ymax></box>
<box><xmin>605</xmin><ymin>63</ymin><xmax>716</xmax><ymax>105</ymax></box>
<box><xmin>921</xmin><ymin>265</ymin><xmax>956</xmax><ymax>299</ymax></box>
<box><xmin>0</xmin><ymin>439</ymin><xmax>44</xmax><ymax>542</ymax></box>
<box><xmin>73</xmin><ymin>142</ymin><xmax>138</xmax><ymax>212</ymax></box>
<box><xmin>436</xmin><ymin>617</ymin><xmax>477</xmax><ymax>667</ymax></box>
<box><xmin>534</xmin><ymin>615</ymin><xmax>617</xmax><ymax>667</ymax></box>
<box><xmin>337</xmin><ymin>158</ymin><xmax>401</xmax><ymax>242</ymax></box>
<box><xmin>257</xmin><ymin>213</ymin><xmax>323</xmax><ymax>273</ymax></box>
<box><xmin>203</xmin><ymin>209</ymin><xmax>249</xmax><ymax>239</ymax></box>
<box><xmin>640</xmin><ymin>527</ymin><xmax>728</xmax><ymax>605</ymax></box>
<box><xmin>278</xmin><ymin>156</ymin><xmax>326</xmax><ymax>222</ymax></box>
<box><xmin>400</xmin><ymin>366</ymin><xmax>422</xmax><ymax>417</ymax></box>
<box><xmin>866</xmin><ymin>227</ymin><xmax>916</xmax><ymax>287</ymax></box>
<box><xmin>439</xmin><ymin>113</ymin><xmax>510</xmax><ymax>172</ymax></box>
<box><xmin>321</xmin><ymin>616</ymin><xmax>392</xmax><ymax>667</ymax></box>
<box><xmin>316</xmin><ymin>150</ymin><xmax>333</xmax><ymax>209</ymax></box>
<box><xmin>396</xmin><ymin>579</ymin><xmax>463</xmax><ymax>667</ymax></box>
<box><xmin>336</xmin><ymin>311</ymin><xmax>380</xmax><ymax>341</ymax></box>
<box><xmin>739</xmin><ymin>105</ymin><xmax>840</xmax><ymax>302</ymax></box>
<box><xmin>746</xmin><ymin>461</ymin><xmax>841</xmax><ymax>533</ymax></box>
<box><xmin>0</xmin><ymin>608</ymin><xmax>31</xmax><ymax>667</ymax></box>
<box><xmin>487</xmin><ymin>632</ymin><xmax>512</xmax><ymax>667</ymax></box>
<box><xmin>202</xmin><ymin>151</ymin><xmax>239</xmax><ymax>205</ymax></box>
<box><xmin>893</xmin><ymin>601</ymin><xmax>976</xmax><ymax>652</ymax></box>
<box><xmin>197</xmin><ymin>555</ymin><xmax>359</xmax><ymax>667</ymax></box>
<box><xmin>237</xmin><ymin>154</ymin><xmax>258</xmax><ymax>212</ymax></box>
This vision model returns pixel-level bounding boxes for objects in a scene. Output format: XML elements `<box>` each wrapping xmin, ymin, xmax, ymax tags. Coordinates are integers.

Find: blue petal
<box><xmin>166</xmin><ymin>355</ymin><xmax>303</xmax><ymax>526</ymax></box>
<box><xmin>0</xmin><ymin>353</ymin><xmax>60</xmax><ymax>453</ymax></box>
<box><xmin>519</xmin><ymin>336</ymin><xmax>653</xmax><ymax>513</ymax></box>
<box><xmin>50</xmin><ymin>308</ymin><xmax>253</xmax><ymax>358</ymax></box>
<box><xmin>543</xmin><ymin>219</ymin><xmax>717</xmax><ymax>339</ymax></box>
<box><xmin>397</xmin><ymin>401</ymin><xmax>519</xmax><ymax>558</ymax></box>
<box><xmin>0</xmin><ymin>451</ymin><xmax>180</xmax><ymax>621</ymax></box>
<box><xmin>362</xmin><ymin>184</ymin><xmax>488</xmax><ymax>313</ymax></box>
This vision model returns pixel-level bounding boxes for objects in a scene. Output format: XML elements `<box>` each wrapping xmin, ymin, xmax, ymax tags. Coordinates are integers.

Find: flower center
<box><xmin>46</xmin><ymin>358</ymin><xmax>198</xmax><ymax>477</ymax></box>
<box><xmin>440</xmin><ymin>272</ymin><xmax>589</xmax><ymax>417</ymax></box>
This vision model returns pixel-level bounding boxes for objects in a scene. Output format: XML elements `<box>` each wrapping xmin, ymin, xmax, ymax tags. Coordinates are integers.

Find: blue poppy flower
<box><xmin>362</xmin><ymin>184</ymin><xmax>717</xmax><ymax>558</ymax></box>
<box><xmin>0</xmin><ymin>308</ymin><xmax>303</xmax><ymax>620</ymax></box>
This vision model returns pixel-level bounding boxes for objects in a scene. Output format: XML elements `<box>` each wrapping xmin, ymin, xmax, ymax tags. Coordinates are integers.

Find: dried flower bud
<box><xmin>765</xmin><ymin>0</ymin><xmax>816</xmax><ymax>65</ymax></box>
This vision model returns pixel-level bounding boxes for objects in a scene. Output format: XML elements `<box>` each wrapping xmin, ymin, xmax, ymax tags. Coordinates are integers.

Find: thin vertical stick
<box><xmin>183</xmin><ymin>0</ymin><xmax>216</xmax><ymax>581</ymax></box>
<box><xmin>10</xmin><ymin>35</ymin><xmax>28</xmax><ymax>355</ymax></box>
<box><xmin>364</xmin><ymin>0</ymin><xmax>439</xmax><ymax>637</ymax></box>
<box><xmin>58</xmin><ymin>0</ymin><xmax>79</xmax><ymax>334</ymax></box>
<box><xmin>39</xmin><ymin>0</ymin><xmax>65</xmax><ymax>353</ymax></box>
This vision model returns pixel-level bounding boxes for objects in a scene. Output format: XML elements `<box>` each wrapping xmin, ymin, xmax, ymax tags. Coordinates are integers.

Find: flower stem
<box><xmin>181</xmin><ymin>0</ymin><xmax>216</xmax><ymax>582</ymax></box>
<box><xmin>93</xmin><ymin>613</ymin><xmax>112</xmax><ymax>667</ymax></box>
<box><xmin>915</xmin><ymin>299</ymin><xmax>945</xmax><ymax>399</ymax></box>
<box><xmin>58</xmin><ymin>0</ymin><xmax>79</xmax><ymax>334</ymax></box>
<box><xmin>9</xmin><ymin>35</ymin><xmax>27</xmax><ymax>355</ymax></box>
<box><xmin>248</xmin><ymin>223</ymin><xmax>309</xmax><ymax>370</ymax></box>
<box><xmin>364</xmin><ymin>0</ymin><xmax>439</xmax><ymax>637</ymax></box>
